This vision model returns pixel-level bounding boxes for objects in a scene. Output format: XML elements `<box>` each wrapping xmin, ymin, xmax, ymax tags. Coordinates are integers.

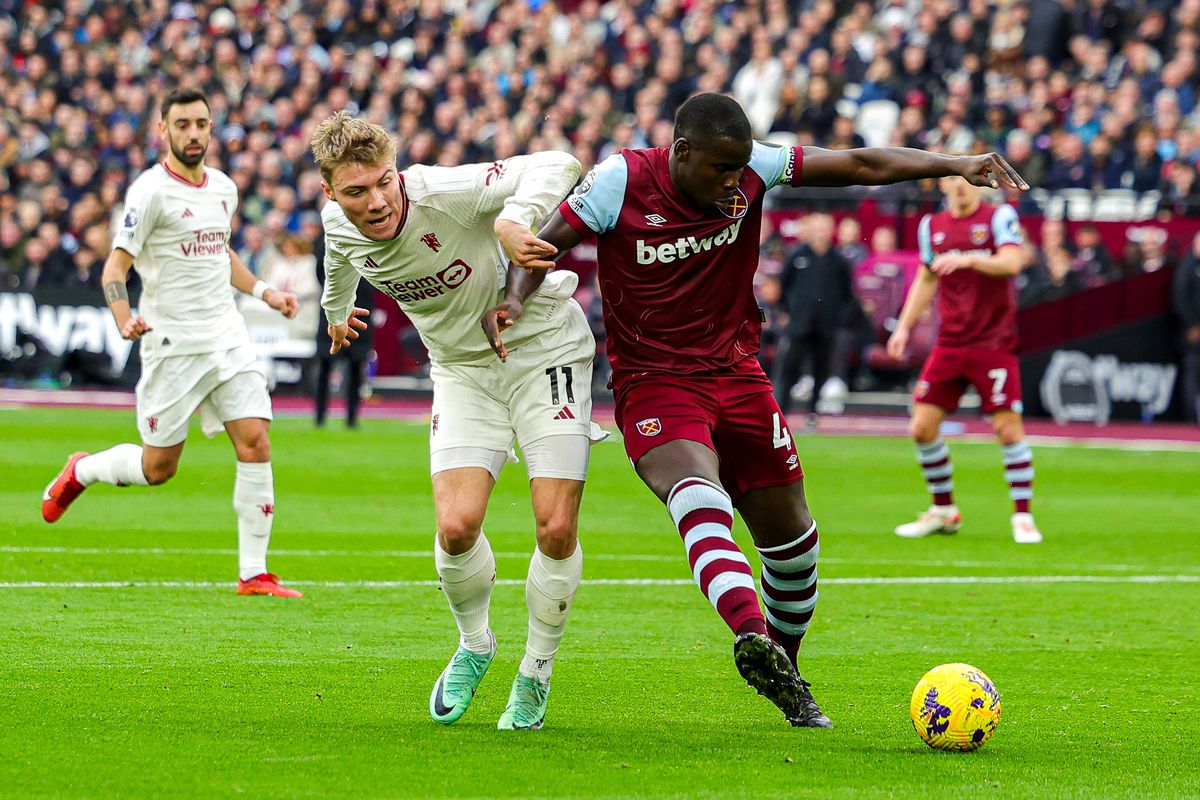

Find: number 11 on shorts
<box><xmin>772</xmin><ymin>412</ymin><xmax>793</xmax><ymax>451</ymax></box>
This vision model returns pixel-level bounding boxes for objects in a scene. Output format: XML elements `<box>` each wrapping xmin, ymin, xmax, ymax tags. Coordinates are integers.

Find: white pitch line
<box><xmin>0</xmin><ymin>575</ymin><xmax>1195</xmax><ymax>589</ymax></box>
<box><xmin>0</xmin><ymin>545</ymin><xmax>1189</xmax><ymax>574</ymax></box>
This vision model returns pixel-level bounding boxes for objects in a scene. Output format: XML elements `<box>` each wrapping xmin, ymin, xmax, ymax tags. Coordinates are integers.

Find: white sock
<box><xmin>435</xmin><ymin>533</ymin><xmax>497</xmax><ymax>653</ymax></box>
<box><xmin>75</xmin><ymin>444</ymin><xmax>149</xmax><ymax>487</ymax></box>
<box><xmin>233</xmin><ymin>461</ymin><xmax>274</xmax><ymax>581</ymax></box>
<box><xmin>520</xmin><ymin>544</ymin><xmax>583</xmax><ymax>683</ymax></box>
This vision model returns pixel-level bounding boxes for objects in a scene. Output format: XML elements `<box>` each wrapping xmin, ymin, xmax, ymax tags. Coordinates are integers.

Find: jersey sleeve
<box><xmin>111</xmin><ymin>177</ymin><xmax>161</xmax><ymax>259</ymax></box>
<box><xmin>416</xmin><ymin>152</ymin><xmax>582</xmax><ymax>229</ymax></box>
<box><xmin>320</xmin><ymin>238</ymin><xmax>361</xmax><ymax>327</ymax></box>
<box><xmin>917</xmin><ymin>214</ymin><xmax>935</xmax><ymax>266</ymax></box>
<box><xmin>558</xmin><ymin>153</ymin><xmax>628</xmax><ymax>235</ymax></box>
<box><xmin>991</xmin><ymin>204</ymin><xmax>1023</xmax><ymax>248</ymax></box>
<box><xmin>747</xmin><ymin>141</ymin><xmax>804</xmax><ymax>189</ymax></box>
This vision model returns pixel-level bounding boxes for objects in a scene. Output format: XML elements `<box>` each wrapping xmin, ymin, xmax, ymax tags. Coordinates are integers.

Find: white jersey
<box><xmin>321</xmin><ymin>151</ymin><xmax>584</xmax><ymax>367</ymax></box>
<box><xmin>112</xmin><ymin>162</ymin><xmax>246</xmax><ymax>361</ymax></box>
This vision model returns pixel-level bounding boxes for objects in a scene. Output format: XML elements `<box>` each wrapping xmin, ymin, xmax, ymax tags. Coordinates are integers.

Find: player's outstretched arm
<box><xmin>481</xmin><ymin>212</ymin><xmax>584</xmax><ymax>361</ymax></box>
<box><xmin>800</xmin><ymin>147</ymin><xmax>1030</xmax><ymax>191</ymax></box>
<box><xmin>101</xmin><ymin>248</ymin><xmax>152</xmax><ymax>341</ymax></box>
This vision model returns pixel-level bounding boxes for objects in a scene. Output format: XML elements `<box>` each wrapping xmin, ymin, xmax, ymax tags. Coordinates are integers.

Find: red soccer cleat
<box><xmin>42</xmin><ymin>452</ymin><xmax>90</xmax><ymax>523</ymax></box>
<box><xmin>237</xmin><ymin>573</ymin><xmax>303</xmax><ymax>598</ymax></box>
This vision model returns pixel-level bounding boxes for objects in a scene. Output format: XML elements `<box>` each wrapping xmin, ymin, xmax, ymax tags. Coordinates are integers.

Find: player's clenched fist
<box><xmin>120</xmin><ymin>315</ymin><xmax>153</xmax><ymax>341</ymax></box>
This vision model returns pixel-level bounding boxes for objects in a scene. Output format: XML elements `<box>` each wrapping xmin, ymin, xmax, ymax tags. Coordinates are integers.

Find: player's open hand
<box><xmin>886</xmin><ymin>328</ymin><xmax>909</xmax><ymax>361</ymax></box>
<box><xmin>328</xmin><ymin>307</ymin><xmax>371</xmax><ymax>355</ymax></box>
<box><xmin>266</xmin><ymin>289</ymin><xmax>300</xmax><ymax>319</ymax></box>
<box><xmin>956</xmin><ymin>153</ymin><xmax>1029</xmax><ymax>191</ymax></box>
<box><xmin>494</xmin><ymin>219</ymin><xmax>558</xmax><ymax>270</ymax></box>
<box><xmin>481</xmin><ymin>298</ymin><xmax>523</xmax><ymax>362</ymax></box>
<box><xmin>120</xmin><ymin>315</ymin><xmax>153</xmax><ymax>341</ymax></box>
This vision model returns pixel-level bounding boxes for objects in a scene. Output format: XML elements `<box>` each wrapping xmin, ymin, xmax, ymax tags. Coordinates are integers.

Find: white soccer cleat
<box><xmin>895</xmin><ymin>505</ymin><xmax>962</xmax><ymax>538</ymax></box>
<box><xmin>1011</xmin><ymin>512</ymin><xmax>1043</xmax><ymax>544</ymax></box>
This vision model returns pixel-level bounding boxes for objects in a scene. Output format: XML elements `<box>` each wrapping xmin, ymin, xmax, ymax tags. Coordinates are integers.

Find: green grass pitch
<box><xmin>2</xmin><ymin>407</ymin><xmax>1197</xmax><ymax>798</ymax></box>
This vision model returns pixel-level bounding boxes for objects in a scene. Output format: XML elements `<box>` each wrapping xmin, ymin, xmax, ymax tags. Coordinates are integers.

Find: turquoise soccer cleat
<box><xmin>429</xmin><ymin>634</ymin><xmax>495</xmax><ymax>725</ymax></box>
<box><xmin>497</xmin><ymin>673</ymin><xmax>551</xmax><ymax>730</ymax></box>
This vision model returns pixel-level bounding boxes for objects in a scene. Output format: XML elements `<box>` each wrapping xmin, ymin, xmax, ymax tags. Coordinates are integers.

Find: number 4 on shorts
<box><xmin>772</xmin><ymin>412</ymin><xmax>793</xmax><ymax>451</ymax></box>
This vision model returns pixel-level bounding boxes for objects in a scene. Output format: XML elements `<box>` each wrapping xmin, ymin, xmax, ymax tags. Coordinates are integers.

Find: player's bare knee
<box><xmin>234</xmin><ymin>436</ymin><xmax>271</xmax><ymax>463</ymax></box>
<box><xmin>437</xmin><ymin>516</ymin><xmax>483</xmax><ymax>553</ymax></box>
<box><xmin>535</xmin><ymin>514</ymin><xmax>578</xmax><ymax>557</ymax></box>
<box><xmin>911</xmin><ymin>418</ymin><xmax>939</xmax><ymax>443</ymax></box>
<box><xmin>143</xmin><ymin>460</ymin><xmax>177</xmax><ymax>485</ymax></box>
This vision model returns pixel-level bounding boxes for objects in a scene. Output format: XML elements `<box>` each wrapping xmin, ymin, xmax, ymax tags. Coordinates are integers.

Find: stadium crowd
<box><xmin>1</xmin><ymin>0</ymin><xmax>1198</xmax><ymax>414</ymax></box>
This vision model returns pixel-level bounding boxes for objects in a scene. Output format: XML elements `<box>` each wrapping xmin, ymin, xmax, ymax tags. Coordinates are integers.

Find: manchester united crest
<box><xmin>635</xmin><ymin>418</ymin><xmax>662</xmax><ymax>436</ymax></box>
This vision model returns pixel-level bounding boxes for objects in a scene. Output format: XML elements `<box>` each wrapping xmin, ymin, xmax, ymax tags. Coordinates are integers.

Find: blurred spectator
<box><xmin>1043</xmin><ymin>134</ymin><xmax>1093</xmax><ymax>191</ymax></box>
<box><xmin>1129</xmin><ymin>127</ymin><xmax>1165</xmax><ymax>193</ymax></box>
<box><xmin>1174</xmin><ymin>232</ymin><xmax>1200</xmax><ymax>423</ymax></box>
<box><xmin>255</xmin><ymin>234</ymin><xmax>321</xmax><ymax>332</ymax></box>
<box><xmin>1070</xmin><ymin>224</ymin><xmax>1121</xmax><ymax>288</ymax></box>
<box><xmin>1025</xmin><ymin>246</ymin><xmax>1085</xmax><ymax>304</ymax></box>
<box><xmin>1157</xmin><ymin>161</ymin><xmax>1200</xmax><ymax>217</ymax></box>
<box><xmin>835</xmin><ymin>217</ymin><xmax>868</xmax><ymax>267</ymax></box>
<box><xmin>771</xmin><ymin>214</ymin><xmax>857</xmax><ymax>418</ymax></box>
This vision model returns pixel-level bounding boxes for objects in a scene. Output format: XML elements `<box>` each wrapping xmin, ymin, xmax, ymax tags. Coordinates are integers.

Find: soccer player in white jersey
<box><xmin>41</xmin><ymin>88</ymin><xmax>303</xmax><ymax>598</ymax></box>
<box><xmin>310</xmin><ymin>112</ymin><xmax>597</xmax><ymax>730</ymax></box>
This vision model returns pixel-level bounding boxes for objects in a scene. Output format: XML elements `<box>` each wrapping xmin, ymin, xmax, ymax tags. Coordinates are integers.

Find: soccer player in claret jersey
<box><xmin>483</xmin><ymin>93</ymin><xmax>1028</xmax><ymax>727</ymax></box>
<box><xmin>311</xmin><ymin>112</ymin><xmax>599</xmax><ymax>731</ymax></box>
<box><xmin>40</xmin><ymin>88</ymin><xmax>303</xmax><ymax>597</ymax></box>
<box><xmin>887</xmin><ymin>175</ymin><xmax>1042</xmax><ymax>544</ymax></box>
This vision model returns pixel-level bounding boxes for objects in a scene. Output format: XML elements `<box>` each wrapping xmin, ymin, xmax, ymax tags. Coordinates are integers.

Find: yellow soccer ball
<box><xmin>910</xmin><ymin>663</ymin><xmax>1002</xmax><ymax>751</ymax></box>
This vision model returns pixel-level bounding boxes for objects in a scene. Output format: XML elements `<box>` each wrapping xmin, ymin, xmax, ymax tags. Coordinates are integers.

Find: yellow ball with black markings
<box><xmin>910</xmin><ymin>663</ymin><xmax>1002</xmax><ymax>751</ymax></box>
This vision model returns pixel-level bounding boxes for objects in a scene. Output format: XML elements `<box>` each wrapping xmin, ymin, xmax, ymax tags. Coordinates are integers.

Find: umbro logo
<box><xmin>553</xmin><ymin>406</ymin><xmax>575</xmax><ymax>420</ymax></box>
<box><xmin>182</xmin><ymin>208</ymin><xmax>194</xmax><ymax>218</ymax></box>
<box><xmin>645</xmin><ymin>214</ymin><xmax>667</xmax><ymax>226</ymax></box>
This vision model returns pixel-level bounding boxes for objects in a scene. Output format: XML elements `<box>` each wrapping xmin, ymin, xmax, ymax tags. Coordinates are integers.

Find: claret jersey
<box><xmin>558</xmin><ymin>142</ymin><xmax>803</xmax><ymax>381</ymax></box>
<box><xmin>918</xmin><ymin>203</ymin><xmax>1023</xmax><ymax>352</ymax></box>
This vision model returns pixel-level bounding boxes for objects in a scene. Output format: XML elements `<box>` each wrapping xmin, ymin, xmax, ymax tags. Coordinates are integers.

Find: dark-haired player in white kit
<box><xmin>42</xmin><ymin>88</ymin><xmax>303</xmax><ymax>598</ymax></box>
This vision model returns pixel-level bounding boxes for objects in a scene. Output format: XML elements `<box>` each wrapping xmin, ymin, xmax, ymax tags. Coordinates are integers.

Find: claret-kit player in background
<box><xmin>41</xmin><ymin>88</ymin><xmax>303</xmax><ymax>598</ymax></box>
<box><xmin>484</xmin><ymin>93</ymin><xmax>1028</xmax><ymax>727</ymax></box>
<box><xmin>887</xmin><ymin>174</ymin><xmax>1042</xmax><ymax>544</ymax></box>
<box><xmin>311</xmin><ymin>112</ymin><xmax>598</xmax><ymax>731</ymax></box>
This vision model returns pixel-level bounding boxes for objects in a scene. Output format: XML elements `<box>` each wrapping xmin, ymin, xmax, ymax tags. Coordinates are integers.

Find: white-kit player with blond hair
<box><xmin>311</xmin><ymin>111</ymin><xmax>599</xmax><ymax>731</ymax></box>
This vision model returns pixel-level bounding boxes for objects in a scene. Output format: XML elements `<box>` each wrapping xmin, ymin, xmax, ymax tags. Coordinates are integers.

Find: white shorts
<box><xmin>136</xmin><ymin>344</ymin><xmax>272</xmax><ymax>447</ymax></box>
<box><xmin>429</xmin><ymin>302</ymin><xmax>603</xmax><ymax>480</ymax></box>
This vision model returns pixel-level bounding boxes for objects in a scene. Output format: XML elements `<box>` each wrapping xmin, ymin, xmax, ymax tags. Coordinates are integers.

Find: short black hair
<box><xmin>673</xmin><ymin>93</ymin><xmax>752</xmax><ymax>147</ymax></box>
<box><xmin>161</xmin><ymin>87</ymin><xmax>209</xmax><ymax>121</ymax></box>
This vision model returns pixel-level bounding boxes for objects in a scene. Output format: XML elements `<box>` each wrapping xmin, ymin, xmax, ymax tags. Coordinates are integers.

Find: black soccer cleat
<box><xmin>733</xmin><ymin>632</ymin><xmax>834</xmax><ymax>728</ymax></box>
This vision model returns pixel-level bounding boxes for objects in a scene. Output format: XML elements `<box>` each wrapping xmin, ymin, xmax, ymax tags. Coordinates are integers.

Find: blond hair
<box><xmin>310</xmin><ymin>110</ymin><xmax>398</xmax><ymax>184</ymax></box>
